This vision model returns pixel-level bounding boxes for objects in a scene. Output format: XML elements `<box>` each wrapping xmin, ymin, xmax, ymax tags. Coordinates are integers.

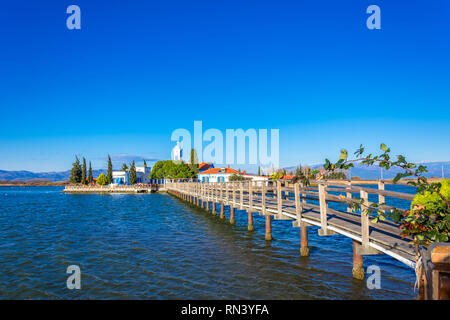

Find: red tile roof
<box><xmin>187</xmin><ymin>162</ymin><xmax>213</xmax><ymax>171</ymax></box>
<box><xmin>199</xmin><ymin>167</ymin><xmax>241</xmax><ymax>175</ymax></box>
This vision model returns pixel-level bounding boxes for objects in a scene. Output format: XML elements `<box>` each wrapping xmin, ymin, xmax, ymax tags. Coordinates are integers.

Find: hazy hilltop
<box><xmin>284</xmin><ymin>161</ymin><xmax>450</xmax><ymax>179</ymax></box>
<box><xmin>0</xmin><ymin>169</ymin><xmax>106</xmax><ymax>182</ymax></box>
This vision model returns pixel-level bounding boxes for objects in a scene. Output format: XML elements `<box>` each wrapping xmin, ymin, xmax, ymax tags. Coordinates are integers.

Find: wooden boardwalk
<box><xmin>166</xmin><ymin>180</ymin><xmax>417</xmax><ymax>280</ymax></box>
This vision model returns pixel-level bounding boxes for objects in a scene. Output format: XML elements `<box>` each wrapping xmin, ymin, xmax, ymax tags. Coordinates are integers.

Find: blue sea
<box><xmin>0</xmin><ymin>185</ymin><xmax>417</xmax><ymax>299</ymax></box>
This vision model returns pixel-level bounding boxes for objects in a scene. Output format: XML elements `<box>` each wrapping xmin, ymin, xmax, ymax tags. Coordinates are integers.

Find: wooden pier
<box><xmin>166</xmin><ymin>180</ymin><xmax>418</xmax><ymax>280</ymax></box>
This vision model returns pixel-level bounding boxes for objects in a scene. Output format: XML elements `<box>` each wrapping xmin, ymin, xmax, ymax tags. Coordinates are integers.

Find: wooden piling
<box><xmin>265</xmin><ymin>215</ymin><xmax>272</xmax><ymax>241</ymax></box>
<box><xmin>300</xmin><ymin>225</ymin><xmax>309</xmax><ymax>256</ymax></box>
<box><xmin>230</xmin><ymin>206</ymin><xmax>235</xmax><ymax>225</ymax></box>
<box><xmin>220</xmin><ymin>202</ymin><xmax>225</xmax><ymax>219</ymax></box>
<box><xmin>248</xmin><ymin>211</ymin><xmax>254</xmax><ymax>231</ymax></box>
<box><xmin>352</xmin><ymin>240</ymin><xmax>364</xmax><ymax>280</ymax></box>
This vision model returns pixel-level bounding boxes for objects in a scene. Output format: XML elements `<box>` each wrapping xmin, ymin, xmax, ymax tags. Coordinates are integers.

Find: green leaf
<box><xmin>339</xmin><ymin>149</ymin><xmax>348</xmax><ymax>161</ymax></box>
<box><xmin>380</xmin><ymin>143</ymin><xmax>387</xmax><ymax>152</ymax></box>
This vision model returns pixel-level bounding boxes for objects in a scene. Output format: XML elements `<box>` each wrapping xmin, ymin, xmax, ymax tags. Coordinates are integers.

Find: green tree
<box><xmin>81</xmin><ymin>157</ymin><xmax>87</xmax><ymax>185</ymax></box>
<box><xmin>70</xmin><ymin>156</ymin><xmax>82</xmax><ymax>184</ymax></box>
<box><xmin>97</xmin><ymin>173</ymin><xmax>108</xmax><ymax>186</ymax></box>
<box><xmin>258</xmin><ymin>166</ymin><xmax>261</xmax><ymax>176</ymax></box>
<box><xmin>229</xmin><ymin>174</ymin><xmax>245</xmax><ymax>181</ymax></box>
<box><xmin>129</xmin><ymin>161</ymin><xmax>137</xmax><ymax>185</ymax></box>
<box><xmin>150</xmin><ymin>160</ymin><xmax>195</xmax><ymax>180</ymax></box>
<box><xmin>107</xmin><ymin>155</ymin><xmax>113</xmax><ymax>185</ymax></box>
<box><xmin>295</xmin><ymin>165</ymin><xmax>303</xmax><ymax>177</ymax></box>
<box><xmin>143</xmin><ymin>159</ymin><xmax>147</xmax><ymax>168</ymax></box>
<box><xmin>121</xmin><ymin>163</ymin><xmax>128</xmax><ymax>171</ymax></box>
<box><xmin>88</xmin><ymin>161</ymin><xmax>93</xmax><ymax>184</ymax></box>
<box><xmin>270</xmin><ymin>171</ymin><xmax>281</xmax><ymax>180</ymax></box>
<box><xmin>189</xmin><ymin>149</ymin><xmax>199</xmax><ymax>176</ymax></box>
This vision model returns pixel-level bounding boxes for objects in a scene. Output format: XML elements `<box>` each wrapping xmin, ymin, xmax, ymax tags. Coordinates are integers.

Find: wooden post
<box><xmin>212</xmin><ymin>183</ymin><xmax>216</xmax><ymax>215</ymax></box>
<box><xmin>300</xmin><ymin>224</ymin><xmax>309</xmax><ymax>256</ymax></box>
<box><xmin>318</xmin><ymin>183</ymin><xmax>328</xmax><ymax>235</ymax></box>
<box><xmin>248</xmin><ymin>210</ymin><xmax>254</xmax><ymax>231</ymax></box>
<box><xmin>220</xmin><ymin>201</ymin><xmax>225</xmax><ymax>219</ymax></box>
<box><xmin>352</xmin><ymin>240</ymin><xmax>364</xmax><ymax>280</ymax></box>
<box><xmin>230</xmin><ymin>206</ymin><xmax>235</xmax><ymax>225</ymax></box>
<box><xmin>248</xmin><ymin>181</ymin><xmax>254</xmax><ymax>231</ymax></box>
<box><xmin>265</xmin><ymin>215</ymin><xmax>272</xmax><ymax>241</ymax></box>
<box><xmin>295</xmin><ymin>183</ymin><xmax>309</xmax><ymax>256</ymax></box>
<box><xmin>225</xmin><ymin>182</ymin><xmax>229</xmax><ymax>205</ymax></box>
<box><xmin>261</xmin><ymin>181</ymin><xmax>266</xmax><ymax>215</ymax></box>
<box><xmin>378</xmin><ymin>180</ymin><xmax>385</xmax><ymax>214</ymax></box>
<box><xmin>302</xmin><ymin>183</ymin><xmax>306</xmax><ymax>204</ymax></box>
<box><xmin>346</xmin><ymin>180</ymin><xmax>352</xmax><ymax>213</ymax></box>
<box><xmin>232</xmin><ymin>182</ymin><xmax>236</xmax><ymax>207</ymax></box>
<box><xmin>360</xmin><ymin>190</ymin><xmax>370</xmax><ymax>247</ymax></box>
<box><xmin>196</xmin><ymin>183</ymin><xmax>200</xmax><ymax>206</ymax></box>
<box><xmin>249</xmin><ymin>181</ymin><xmax>253</xmax><ymax>212</ymax></box>
<box><xmin>277</xmin><ymin>181</ymin><xmax>282</xmax><ymax>216</ymax></box>
<box><xmin>240</xmin><ymin>181</ymin><xmax>244</xmax><ymax>210</ymax></box>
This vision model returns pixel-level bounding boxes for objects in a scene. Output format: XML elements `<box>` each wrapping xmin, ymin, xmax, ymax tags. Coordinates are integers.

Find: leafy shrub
<box><xmin>229</xmin><ymin>174</ymin><xmax>245</xmax><ymax>181</ymax></box>
<box><xmin>411</xmin><ymin>179</ymin><xmax>450</xmax><ymax>211</ymax></box>
<box><xmin>97</xmin><ymin>173</ymin><xmax>108</xmax><ymax>186</ymax></box>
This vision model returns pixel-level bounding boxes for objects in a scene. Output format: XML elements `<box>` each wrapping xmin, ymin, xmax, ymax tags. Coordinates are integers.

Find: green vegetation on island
<box><xmin>150</xmin><ymin>160</ymin><xmax>195</xmax><ymax>180</ymax></box>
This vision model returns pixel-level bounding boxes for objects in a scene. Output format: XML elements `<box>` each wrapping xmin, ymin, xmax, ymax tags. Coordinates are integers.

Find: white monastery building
<box><xmin>112</xmin><ymin>166</ymin><xmax>152</xmax><ymax>185</ymax></box>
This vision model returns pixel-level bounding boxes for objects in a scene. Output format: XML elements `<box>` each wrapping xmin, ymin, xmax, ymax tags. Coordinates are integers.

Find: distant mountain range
<box><xmin>284</xmin><ymin>161</ymin><xmax>450</xmax><ymax>180</ymax></box>
<box><xmin>0</xmin><ymin>161</ymin><xmax>448</xmax><ymax>182</ymax></box>
<box><xmin>0</xmin><ymin>169</ymin><xmax>106</xmax><ymax>182</ymax></box>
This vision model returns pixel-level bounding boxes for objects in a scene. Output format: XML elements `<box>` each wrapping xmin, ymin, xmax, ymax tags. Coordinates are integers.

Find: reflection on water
<box><xmin>0</xmin><ymin>186</ymin><xmax>416</xmax><ymax>299</ymax></box>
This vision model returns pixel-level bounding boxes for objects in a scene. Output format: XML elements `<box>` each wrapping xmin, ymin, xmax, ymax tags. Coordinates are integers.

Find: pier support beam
<box><xmin>220</xmin><ymin>203</ymin><xmax>225</xmax><ymax>219</ymax></box>
<box><xmin>230</xmin><ymin>207</ymin><xmax>235</xmax><ymax>225</ymax></box>
<box><xmin>212</xmin><ymin>202</ymin><xmax>216</xmax><ymax>215</ymax></box>
<box><xmin>352</xmin><ymin>240</ymin><xmax>364</xmax><ymax>280</ymax></box>
<box><xmin>300</xmin><ymin>225</ymin><xmax>309</xmax><ymax>256</ymax></box>
<box><xmin>206</xmin><ymin>200</ymin><xmax>210</xmax><ymax>212</ymax></box>
<box><xmin>265</xmin><ymin>215</ymin><xmax>272</xmax><ymax>241</ymax></box>
<box><xmin>248</xmin><ymin>211</ymin><xmax>254</xmax><ymax>231</ymax></box>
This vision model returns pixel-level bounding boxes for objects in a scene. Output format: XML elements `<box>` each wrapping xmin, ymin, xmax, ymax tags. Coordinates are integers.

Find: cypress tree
<box><xmin>70</xmin><ymin>156</ymin><xmax>82</xmax><ymax>184</ymax></box>
<box><xmin>81</xmin><ymin>157</ymin><xmax>87</xmax><ymax>184</ymax></box>
<box><xmin>129</xmin><ymin>160</ymin><xmax>137</xmax><ymax>185</ymax></box>
<box><xmin>258</xmin><ymin>166</ymin><xmax>261</xmax><ymax>176</ymax></box>
<box><xmin>107</xmin><ymin>155</ymin><xmax>113</xmax><ymax>185</ymax></box>
<box><xmin>122</xmin><ymin>163</ymin><xmax>128</xmax><ymax>171</ymax></box>
<box><xmin>143</xmin><ymin>159</ymin><xmax>147</xmax><ymax>168</ymax></box>
<box><xmin>189</xmin><ymin>149</ymin><xmax>199</xmax><ymax>176</ymax></box>
<box><xmin>88</xmin><ymin>161</ymin><xmax>93</xmax><ymax>184</ymax></box>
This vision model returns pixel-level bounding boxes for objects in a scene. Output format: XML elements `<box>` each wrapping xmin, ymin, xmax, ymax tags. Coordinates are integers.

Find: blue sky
<box><xmin>0</xmin><ymin>1</ymin><xmax>449</xmax><ymax>172</ymax></box>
